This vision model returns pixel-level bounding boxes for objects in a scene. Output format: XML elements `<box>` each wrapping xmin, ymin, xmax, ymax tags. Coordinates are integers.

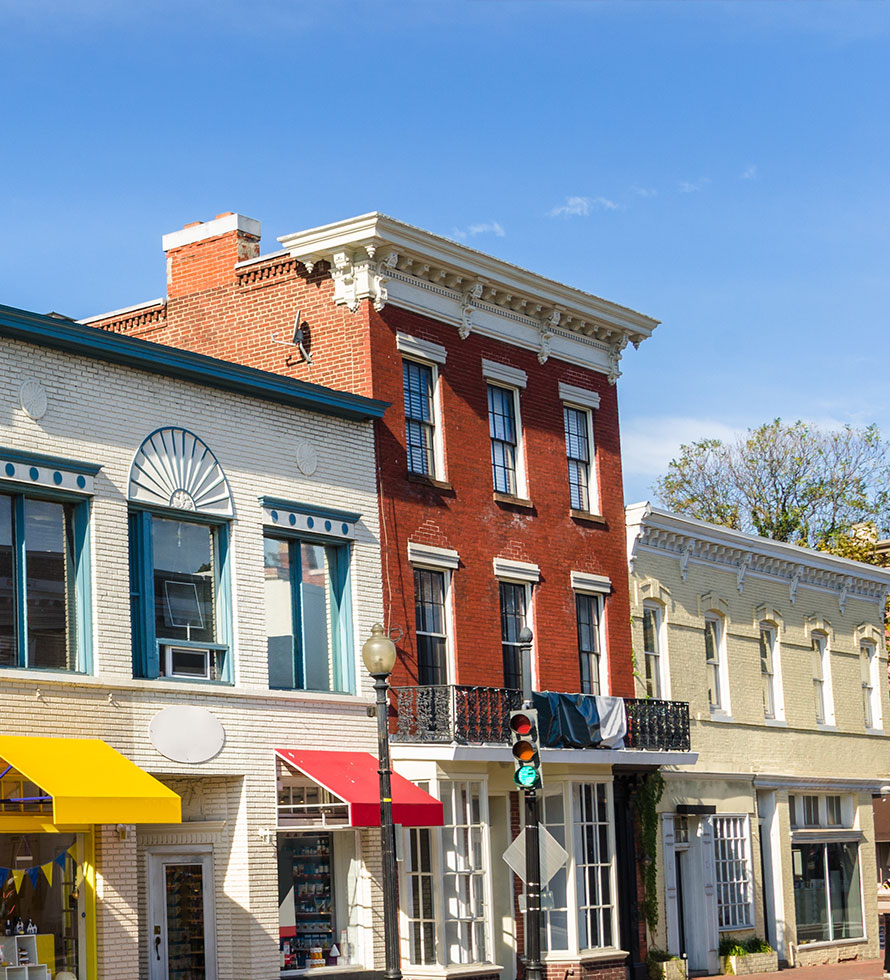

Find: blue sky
<box><xmin>2</xmin><ymin>0</ymin><xmax>889</xmax><ymax>501</ymax></box>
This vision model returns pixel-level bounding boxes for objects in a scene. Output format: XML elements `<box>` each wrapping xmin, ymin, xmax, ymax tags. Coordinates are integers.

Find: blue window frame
<box><xmin>129</xmin><ymin>510</ymin><xmax>232</xmax><ymax>682</ymax></box>
<box><xmin>0</xmin><ymin>489</ymin><xmax>91</xmax><ymax>673</ymax></box>
<box><xmin>264</xmin><ymin>534</ymin><xmax>354</xmax><ymax>693</ymax></box>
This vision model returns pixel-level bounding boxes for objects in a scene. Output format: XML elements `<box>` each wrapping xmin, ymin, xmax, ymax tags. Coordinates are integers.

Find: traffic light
<box><xmin>509</xmin><ymin>708</ymin><xmax>543</xmax><ymax>790</ymax></box>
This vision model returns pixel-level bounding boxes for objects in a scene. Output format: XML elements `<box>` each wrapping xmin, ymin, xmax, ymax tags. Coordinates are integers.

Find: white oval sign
<box><xmin>149</xmin><ymin>705</ymin><xmax>226</xmax><ymax>764</ymax></box>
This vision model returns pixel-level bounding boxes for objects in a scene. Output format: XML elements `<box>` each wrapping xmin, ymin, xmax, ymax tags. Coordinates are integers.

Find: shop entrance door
<box><xmin>148</xmin><ymin>848</ymin><xmax>218</xmax><ymax>980</ymax></box>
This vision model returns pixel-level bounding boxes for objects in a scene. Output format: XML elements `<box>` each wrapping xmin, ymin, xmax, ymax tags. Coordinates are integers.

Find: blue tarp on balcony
<box><xmin>532</xmin><ymin>692</ymin><xmax>626</xmax><ymax>749</ymax></box>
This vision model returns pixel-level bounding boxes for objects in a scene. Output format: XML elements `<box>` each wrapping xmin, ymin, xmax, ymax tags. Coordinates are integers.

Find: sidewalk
<box><xmin>703</xmin><ymin>960</ymin><xmax>885</xmax><ymax>980</ymax></box>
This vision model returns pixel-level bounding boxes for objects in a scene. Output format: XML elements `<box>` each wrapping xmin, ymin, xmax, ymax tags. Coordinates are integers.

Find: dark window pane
<box><xmin>500</xmin><ymin>582</ymin><xmax>526</xmax><ymax>689</ymax></box>
<box><xmin>26</xmin><ymin>499</ymin><xmax>76</xmax><ymax>670</ymax></box>
<box><xmin>828</xmin><ymin>842</ymin><xmax>863</xmax><ymax>939</ymax></box>
<box><xmin>793</xmin><ymin>843</ymin><xmax>829</xmax><ymax>943</ymax></box>
<box><xmin>414</xmin><ymin>569</ymin><xmax>447</xmax><ymax>685</ymax></box>
<box><xmin>301</xmin><ymin>543</ymin><xmax>335</xmax><ymax>691</ymax></box>
<box><xmin>404</xmin><ymin>361</ymin><xmax>435</xmax><ymax>476</ymax></box>
<box><xmin>577</xmin><ymin>594</ymin><xmax>601</xmax><ymax>695</ymax></box>
<box><xmin>0</xmin><ymin>496</ymin><xmax>14</xmax><ymax>666</ymax></box>
<box><xmin>488</xmin><ymin>385</ymin><xmax>517</xmax><ymax>495</ymax></box>
<box><xmin>153</xmin><ymin>518</ymin><xmax>215</xmax><ymax>644</ymax></box>
<box><xmin>564</xmin><ymin>407</ymin><xmax>590</xmax><ymax>511</ymax></box>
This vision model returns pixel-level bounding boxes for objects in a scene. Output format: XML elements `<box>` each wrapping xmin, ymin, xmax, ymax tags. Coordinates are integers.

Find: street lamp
<box><xmin>362</xmin><ymin>624</ymin><xmax>401</xmax><ymax>980</ymax></box>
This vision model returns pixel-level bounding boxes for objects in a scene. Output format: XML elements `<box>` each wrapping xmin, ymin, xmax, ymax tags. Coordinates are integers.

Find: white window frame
<box><xmin>483</xmin><ymin>360</ymin><xmax>528</xmax><ymax>499</ymax></box>
<box><xmin>495</xmin><ymin>558</ymin><xmax>539</xmax><ymax>690</ymax></box>
<box><xmin>812</xmin><ymin>631</ymin><xmax>835</xmax><ymax>727</ymax></box>
<box><xmin>559</xmin><ymin>383</ymin><xmax>600</xmax><ymax>515</ymax></box>
<box><xmin>571</xmin><ymin>572</ymin><xmax>610</xmax><ymax>697</ymax></box>
<box><xmin>399</xmin><ymin>337</ymin><xmax>447</xmax><ymax>481</ymax></box>
<box><xmin>862</xmin><ymin>640</ymin><xmax>883</xmax><ymax>732</ymax></box>
<box><xmin>526</xmin><ymin>780</ymin><xmax>620</xmax><ymax>959</ymax></box>
<box><xmin>641</xmin><ymin>600</ymin><xmax>670</xmax><ymax>700</ymax></box>
<box><xmin>759</xmin><ymin>621</ymin><xmax>785</xmax><ymax>723</ymax></box>
<box><xmin>713</xmin><ymin>814</ymin><xmax>755</xmax><ymax>931</ymax></box>
<box><xmin>407</xmin><ymin>542</ymin><xmax>459</xmax><ymax>686</ymax></box>
<box><xmin>704</xmin><ymin>612</ymin><xmax>731</xmax><ymax>717</ymax></box>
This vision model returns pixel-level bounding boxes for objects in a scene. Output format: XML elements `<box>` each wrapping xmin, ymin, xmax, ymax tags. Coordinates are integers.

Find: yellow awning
<box><xmin>0</xmin><ymin>736</ymin><xmax>181</xmax><ymax>826</ymax></box>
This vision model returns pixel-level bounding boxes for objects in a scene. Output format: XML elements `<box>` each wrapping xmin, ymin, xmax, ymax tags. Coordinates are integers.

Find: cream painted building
<box><xmin>626</xmin><ymin>503</ymin><xmax>890</xmax><ymax>974</ymax></box>
<box><xmin>0</xmin><ymin>303</ymin><xmax>447</xmax><ymax>980</ymax></box>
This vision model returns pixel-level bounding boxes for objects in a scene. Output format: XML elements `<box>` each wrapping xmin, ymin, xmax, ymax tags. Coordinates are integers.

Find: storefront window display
<box><xmin>0</xmin><ymin>833</ymin><xmax>83</xmax><ymax>976</ymax></box>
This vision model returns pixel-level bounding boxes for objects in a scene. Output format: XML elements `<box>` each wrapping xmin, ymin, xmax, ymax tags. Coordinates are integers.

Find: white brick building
<box><xmin>627</xmin><ymin>503</ymin><xmax>890</xmax><ymax>973</ymax></box>
<box><xmin>0</xmin><ymin>303</ymin><xmax>440</xmax><ymax>980</ymax></box>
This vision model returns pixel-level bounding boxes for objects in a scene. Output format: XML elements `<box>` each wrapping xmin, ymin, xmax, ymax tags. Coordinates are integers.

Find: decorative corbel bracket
<box><xmin>789</xmin><ymin>565</ymin><xmax>802</xmax><ymax>605</ymax></box>
<box><xmin>679</xmin><ymin>544</ymin><xmax>692</xmax><ymax>582</ymax></box>
<box><xmin>607</xmin><ymin>337</ymin><xmax>629</xmax><ymax>385</ymax></box>
<box><xmin>839</xmin><ymin>575</ymin><xmax>853</xmax><ymax>614</ymax></box>
<box><xmin>329</xmin><ymin>245</ymin><xmax>394</xmax><ymax>313</ymax></box>
<box><xmin>737</xmin><ymin>553</ymin><xmax>752</xmax><ymax>593</ymax></box>
<box><xmin>459</xmin><ymin>281</ymin><xmax>485</xmax><ymax>339</ymax></box>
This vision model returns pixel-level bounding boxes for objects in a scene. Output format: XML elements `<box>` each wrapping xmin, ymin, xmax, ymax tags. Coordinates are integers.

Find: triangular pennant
<box><xmin>25</xmin><ymin>867</ymin><xmax>40</xmax><ymax>888</ymax></box>
<box><xmin>55</xmin><ymin>853</ymin><xmax>67</xmax><ymax>871</ymax></box>
<box><xmin>11</xmin><ymin>870</ymin><xmax>24</xmax><ymax>892</ymax></box>
<box><xmin>41</xmin><ymin>863</ymin><xmax>52</xmax><ymax>887</ymax></box>
<box><xmin>0</xmin><ymin>868</ymin><xmax>9</xmax><ymax>884</ymax></box>
<box><xmin>67</xmin><ymin>845</ymin><xmax>76</xmax><ymax>858</ymax></box>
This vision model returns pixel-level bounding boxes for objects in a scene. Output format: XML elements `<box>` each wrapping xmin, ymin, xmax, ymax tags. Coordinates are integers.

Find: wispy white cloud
<box><xmin>451</xmin><ymin>221</ymin><xmax>505</xmax><ymax>241</ymax></box>
<box><xmin>548</xmin><ymin>195</ymin><xmax>620</xmax><ymax>218</ymax></box>
<box><xmin>741</xmin><ymin>164</ymin><xmax>758</xmax><ymax>180</ymax></box>
<box><xmin>678</xmin><ymin>177</ymin><xmax>711</xmax><ymax>193</ymax></box>
<box><xmin>632</xmin><ymin>186</ymin><xmax>657</xmax><ymax>198</ymax></box>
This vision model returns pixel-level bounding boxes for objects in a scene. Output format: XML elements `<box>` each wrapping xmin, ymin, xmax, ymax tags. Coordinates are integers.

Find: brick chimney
<box><xmin>162</xmin><ymin>212</ymin><xmax>261</xmax><ymax>299</ymax></box>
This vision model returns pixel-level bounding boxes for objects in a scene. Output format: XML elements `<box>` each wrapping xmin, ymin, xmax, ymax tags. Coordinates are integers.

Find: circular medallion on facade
<box><xmin>169</xmin><ymin>489</ymin><xmax>197</xmax><ymax>510</ymax></box>
<box><xmin>149</xmin><ymin>705</ymin><xmax>226</xmax><ymax>764</ymax></box>
<box><xmin>19</xmin><ymin>380</ymin><xmax>47</xmax><ymax>420</ymax></box>
<box><xmin>295</xmin><ymin>439</ymin><xmax>318</xmax><ymax>476</ymax></box>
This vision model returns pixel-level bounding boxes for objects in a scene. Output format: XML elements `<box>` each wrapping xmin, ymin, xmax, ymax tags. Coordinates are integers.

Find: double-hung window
<box><xmin>263</xmin><ymin>500</ymin><xmax>357</xmax><ymax>694</ymax></box>
<box><xmin>559</xmin><ymin>383</ymin><xmax>600</xmax><ymax>514</ymax></box>
<box><xmin>0</xmin><ymin>489</ymin><xmax>90</xmax><ymax>673</ymax></box>
<box><xmin>398</xmin><ymin>334</ymin><xmax>447</xmax><ymax>480</ymax></box>
<box><xmin>483</xmin><ymin>360</ymin><xmax>527</xmax><ymax>498</ymax></box>
<box><xmin>642</xmin><ymin>602</ymin><xmax>664</xmax><ymax>699</ymax></box>
<box><xmin>760</xmin><ymin>623</ymin><xmax>776</xmax><ymax>718</ymax></box>
<box><xmin>500</xmin><ymin>581</ymin><xmax>527</xmax><ymax>690</ymax></box>
<box><xmin>409</xmin><ymin>543</ymin><xmax>458</xmax><ymax>687</ymax></box>
<box><xmin>577</xmin><ymin>593</ymin><xmax>603</xmax><ymax>696</ymax></box>
<box><xmin>862</xmin><ymin>640</ymin><xmax>881</xmax><ymax>730</ymax></box>
<box><xmin>812</xmin><ymin>632</ymin><xmax>834</xmax><ymax>725</ymax></box>
<box><xmin>704</xmin><ymin>614</ymin><xmax>727</xmax><ymax>712</ymax></box>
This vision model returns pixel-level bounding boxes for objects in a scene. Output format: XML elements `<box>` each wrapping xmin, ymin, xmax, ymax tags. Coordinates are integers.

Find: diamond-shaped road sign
<box><xmin>502</xmin><ymin>825</ymin><xmax>568</xmax><ymax>886</ymax></box>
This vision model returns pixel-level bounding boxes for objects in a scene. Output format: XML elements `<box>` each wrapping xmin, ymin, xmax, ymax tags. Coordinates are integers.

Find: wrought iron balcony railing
<box><xmin>390</xmin><ymin>685</ymin><xmax>690</xmax><ymax>752</ymax></box>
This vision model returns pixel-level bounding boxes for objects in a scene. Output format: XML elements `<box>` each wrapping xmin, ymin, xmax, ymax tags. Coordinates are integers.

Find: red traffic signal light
<box><xmin>510</xmin><ymin>712</ymin><xmax>535</xmax><ymax>737</ymax></box>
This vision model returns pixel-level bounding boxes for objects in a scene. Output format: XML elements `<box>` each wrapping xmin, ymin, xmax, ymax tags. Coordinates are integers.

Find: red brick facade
<box><xmin>91</xmin><ymin>218</ymin><xmax>635</xmax><ymax>697</ymax></box>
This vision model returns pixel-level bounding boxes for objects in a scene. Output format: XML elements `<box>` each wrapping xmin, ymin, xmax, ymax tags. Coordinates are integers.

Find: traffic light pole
<box><xmin>524</xmin><ymin>786</ymin><xmax>543</xmax><ymax>980</ymax></box>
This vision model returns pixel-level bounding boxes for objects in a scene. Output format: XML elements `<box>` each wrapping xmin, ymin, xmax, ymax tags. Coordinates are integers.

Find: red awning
<box><xmin>275</xmin><ymin>749</ymin><xmax>444</xmax><ymax>828</ymax></box>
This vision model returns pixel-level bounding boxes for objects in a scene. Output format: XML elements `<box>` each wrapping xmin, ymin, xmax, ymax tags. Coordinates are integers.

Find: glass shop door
<box><xmin>148</xmin><ymin>850</ymin><xmax>217</xmax><ymax>980</ymax></box>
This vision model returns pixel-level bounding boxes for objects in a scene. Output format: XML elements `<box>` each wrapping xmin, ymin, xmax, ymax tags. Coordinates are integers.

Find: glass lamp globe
<box><xmin>362</xmin><ymin>623</ymin><xmax>397</xmax><ymax>676</ymax></box>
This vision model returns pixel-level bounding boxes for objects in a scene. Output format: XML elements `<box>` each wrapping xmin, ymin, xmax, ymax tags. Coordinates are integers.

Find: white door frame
<box><xmin>147</xmin><ymin>845</ymin><xmax>218</xmax><ymax>980</ymax></box>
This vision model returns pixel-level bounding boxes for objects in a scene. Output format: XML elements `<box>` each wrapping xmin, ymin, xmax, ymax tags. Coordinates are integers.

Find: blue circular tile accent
<box><xmin>76</xmin><ymin>475</ymin><xmax>86</xmax><ymax>489</ymax></box>
<box><xmin>324</xmin><ymin>520</ymin><xmax>332</xmax><ymax>532</ymax></box>
<box><xmin>270</xmin><ymin>510</ymin><xmax>279</xmax><ymax>523</ymax></box>
<box><xmin>29</xmin><ymin>467</ymin><xmax>39</xmax><ymax>481</ymax></box>
<box><xmin>341</xmin><ymin>523</ymin><xmax>349</xmax><ymax>535</ymax></box>
<box><xmin>53</xmin><ymin>471</ymin><xmax>63</xmax><ymax>485</ymax></box>
<box><xmin>4</xmin><ymin>464</ymin><xmax>13</xmax><ymax>477</ymax></box>
<box><xmin>289</xmin><ymin>513</ymin><xmax>297</xmax><ymax>526</ymax></box>
<box><xmin>307</xmin><ymin>517</ymin><xmax>314</xmax><ymax>529</ymax></box>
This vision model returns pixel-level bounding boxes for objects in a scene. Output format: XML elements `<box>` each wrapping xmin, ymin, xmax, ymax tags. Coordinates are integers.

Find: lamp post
<box><xmin>362</xmin><ymin>623</ymin><xmax>402</xmax><ymax>980</ymax></box>
<box><xmin>518</xmin><ymin>626</ymin><xmax>543</xmax><ymax>980</ymax></box>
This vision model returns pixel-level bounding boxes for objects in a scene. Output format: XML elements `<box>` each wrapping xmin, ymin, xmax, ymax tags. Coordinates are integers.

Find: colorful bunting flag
<box><xmin>54</xmin><ymin>853</ymin><xmax>67</xmax><ymax>871</ymax></box>
<box><xmin>40</xmin><ymin>863</ymin><xmax>52</xmax><ymax>886</ymax></box>
<box><xmin>11</xmin><ymin>870</ymin><xmax>23</xmax><ymax>893</ymax></box>
<box><xmin>25</xmin><ymin>867</ymin><xmax>40</xmax><ymax>889</ymax></box>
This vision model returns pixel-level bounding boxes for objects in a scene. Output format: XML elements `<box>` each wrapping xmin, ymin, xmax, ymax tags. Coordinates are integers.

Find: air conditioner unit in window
<box><xmin>162</xmin><ymin>645</ymin><xmax>212</xmax><ymax>680</ymax></box>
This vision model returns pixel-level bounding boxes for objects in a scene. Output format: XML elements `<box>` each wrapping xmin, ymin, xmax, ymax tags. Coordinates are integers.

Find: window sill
<box><xmin>763</xmin><ymin>717</ymin><xmax>787</xmax><ymax>727</ymax></box>
<box><xmin>493</xmin><ymin>492</ymin><xmax>534</xmax><ymax>509</ymax></box>
<box><xmin>796</xmin><ymin>935</ymin><xmax>867</xmax><ymax>950</ymax></box>
<box><xmin>400</xmin><ymin>966</ymin><xmax>502</xmax><ymax>977</ymax></box>
<box><xmin>544</xmin><ymin>948</ymin><xmax>628</xmax><ymax>964</ymax></box>
<box><xmin>866</xmin><ymin>726</ymin><xmax>885</xmax><ymax>736</ymax></box>
<box><xmin>708</xmin><ymin>709</ymin><xmax>734</xmax><ymax>723</ymax></box>
<box><xmin>570</xmin><ymin>509</ymin><xmax>606</xmax><ymax>526</ymax></box>
<box><xmin>816</xmin><ymin>722</ymin><xmax>838</xmax><ymax>732</ymax></box>
<box><xmin>407</xmin><ymin>472</ymin><xmax>454</xmax><ymax>493</ymax></box>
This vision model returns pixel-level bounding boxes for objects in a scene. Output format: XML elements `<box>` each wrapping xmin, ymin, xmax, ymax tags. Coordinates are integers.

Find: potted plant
<box><xmin>719</xmin><ymin>937</ymin><xmax>778</xmax><ymax>976</ymax></box>
<box><xmin>647</xmin><ymin>949</ymin><xmax>687</xmax><ymax>980</ymax></box>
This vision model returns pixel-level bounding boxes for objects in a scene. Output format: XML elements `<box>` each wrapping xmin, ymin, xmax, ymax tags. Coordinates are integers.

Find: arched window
<box><xmin>128</xmin><ymin>428</ymin><xmax>233</xmax><ymax>682</ymax></box>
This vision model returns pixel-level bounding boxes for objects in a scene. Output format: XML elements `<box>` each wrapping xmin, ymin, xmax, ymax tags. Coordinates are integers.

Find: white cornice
<box><xmin>571</xmin><ymin>571</ymin><xmax>612</xmax><ymax>594</ymax></box>
<box><xmin>278</xmin><ymin>212</ymin><xmax>659</xmax><ymax>382</ymax></box>
<box><xmin>396</xmin><ymin>332</ymin><xmax>447</xmax><ymax>365</ymax></box>
<box><xmin>407</xmin><ymin>541</ymin><xmax>460</xmax><ymax>570</ymax></box>
<box><xmin>625</xmin><ymin>502</ymin><xmax>890</xmax><ymax>609</ymax></box>
<box><xmin>79</xmin><ymin>298</ymin><xmax>166</xmax><ymax>325</ymax></box>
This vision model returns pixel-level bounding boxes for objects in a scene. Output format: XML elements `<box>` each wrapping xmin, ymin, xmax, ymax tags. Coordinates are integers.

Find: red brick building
<box><xmin>86</xmin><ymin>212</ymin><xmax>694</xmax><ymax>980</ymax></box>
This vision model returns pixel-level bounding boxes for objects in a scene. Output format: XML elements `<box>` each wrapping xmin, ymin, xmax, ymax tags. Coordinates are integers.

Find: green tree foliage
<box><xmin>654</xmin><ymin>419</ymin><xmax>890</xmax><ymax>550</ymax></box>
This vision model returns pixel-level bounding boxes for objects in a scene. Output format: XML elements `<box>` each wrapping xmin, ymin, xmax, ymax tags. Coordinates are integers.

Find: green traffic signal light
<box><xmin>514</xmin><ymin>764</ymin><xmax>539</xmax><ymax>788</ymax></box>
